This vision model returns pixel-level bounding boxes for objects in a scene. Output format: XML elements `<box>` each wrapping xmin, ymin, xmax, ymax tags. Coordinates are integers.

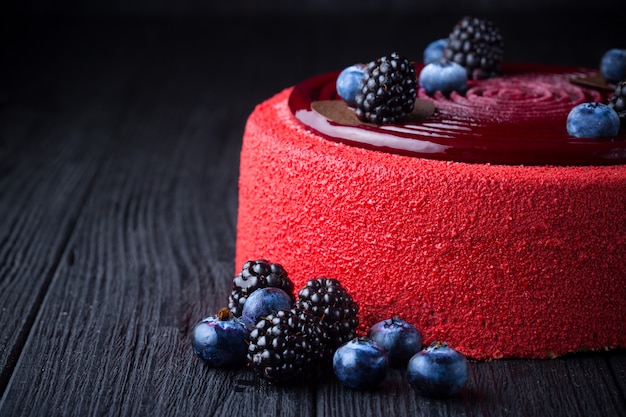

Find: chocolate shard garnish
<box><xmin>311</xmin><ymin>99</ymin><xmax>436</xmax><ymax>126</ymax></box>
<box><xmin>570</xmin><ymin>73</ymin><xmax>615</xmax><ymax>91</ymax></box>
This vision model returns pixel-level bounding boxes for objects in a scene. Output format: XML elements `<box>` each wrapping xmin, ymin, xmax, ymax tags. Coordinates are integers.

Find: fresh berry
<box><xmin>191</xmin><ymin>308</ymin><xmax>249</xmax><ymax>368</ymax></box>
<box><xmin>336</xmin><ymin>64</ymin><xmax>367</xmax><ymax>107</ymax></box>
<box><xmin>443</xmin><ymin>16</ymin><xmax>504</xmax><ymax>80</ymax></box>
<box><xmin>228</xmin><ymin>259</ymin><xmax>295</xmax><ymax>317</ymax></box>
<box><xmin>241</xmin><ymin>287</ymin><xmax>293</xmax><ymax>328</ymax></box>
<box><xmin>407</xmin><ymin>341</ymin><xmax>469</xmax><ymax>397</ymax></box>
<box><xmin>247</xmin><ymin>308</ymin><xmax>331</xmax><ymax>383</ymax></box>
<box><xmin>566</xmin><ymin>102</ymin><xmax>620</xmax><ymax>138</ymax></box>
<box><xmin>367</xmin><ymin>317</ymin><xmax>422</xmax><ymax>367</ymax></box>
<box><xmin>295</xmin><ymin>278</ymin><xmax>359</xmax><ymax>350</ymax></box>
<box><xmin>355</xmin><ymin>52</ymin><xmax>417</xmax><ymax>125</ymax></box>
<box><xmin>418</xmin><ymin>61</ymin><xmax>467</xmax><ymax>96</ymax></box>
<box><xmin>608</xmin><ymin>81</ymin><xmax>626</xmax><ymax>126</ymax></box>
<box><xmin>600</xmin><ymin>48</ymin><xmax>626</xmax><ymax>85</ymax></box>
<box><xmin>423</xmin><ymin>38</ymin><xmax>448</xmax><ymax>65</ymax></box>
<box><xmin>333</xmin><ymin>338</ymin><xmax>389</xmax><ymax>390</ymax></box>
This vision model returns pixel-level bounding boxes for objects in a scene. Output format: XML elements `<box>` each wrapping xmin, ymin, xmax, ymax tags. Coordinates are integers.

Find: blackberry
<box><xmin>443</xmin><ymin>16</ymin><xmax>504</xmax><ymax>80</ymax></box>
<box><xmin>608</xmin><ymin>81</ymin><xmax>626</xmax><ymax>127</ymax></box>
<box><xmin>228</xmin><ymin>259</ymin><xmax>295</xmax><ymax>317</ymax></box>
<box><xmin>295</xmin><ymin>278</ymin><xmax>359</xmax><ymax>349</ymax></box>
<box><xmin>247</xmin><ymin>308</ymin><xmax>331</xmax><ymax>383</ymax></box>
<box><xmin>354</xmin><ymin>52</ymin><xmax>417</xmax><ymax>125</ymax></box>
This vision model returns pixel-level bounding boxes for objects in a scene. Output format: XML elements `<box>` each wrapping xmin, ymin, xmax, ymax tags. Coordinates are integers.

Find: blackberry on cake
<box><xmin>443</xmin><ymin>16</ymin><xmax>504</xmax><ymax>80</ymax></box>
<box><xmin>247</xmin><ymin>308</ymin><xmax>331</xmax><ymax>383</ymax></box>
<box><xmin>354</xmin><ymin>52</ymin><xmax>417</xmax><ymax>124</ymax></box>
<box><xmin>295</xmin><ymin>278</ymin><xmax>359</xmax><ymax>349</ymax></box>
<box><xmin>228</xmin><ymin>259</ymin><xmax>295</xmax><ymax>317</ymax></box>
<box><xmin>608</xmin><ymin>81</ymin><xmax>626</xmax><ymax>126</ymax></box>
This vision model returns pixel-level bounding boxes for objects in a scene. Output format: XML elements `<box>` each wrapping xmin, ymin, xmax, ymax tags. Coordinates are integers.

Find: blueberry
<box><xmin>336</xmin><ymin>64</ymin><xmax>366</xmax><ymax>107</ymax></box>
<box><xmin>566</xmin><ymin>102</ymin><xmax>620</xmax><ymax>138</ymax></box>
<box><xmin>407</xmin><ymin>341</ymin><xmax>469</xmax><ymax>397</ymax></box>
<box><xmin>333</xmin><ymin>338</ymin><xmax>389</xmax><ymax>390</ymax></box>
<box><xmin>241</xmin><ymin>287</ymin><xmax>293</xmax><ymax>328</ymax></box>
<box><xmin>191</xmin><ymin>308</ymin><xmax>249</xmax><ymax>368</ymax></box>
<box><xmin>600</xmin><ymin>48</ymin><xmax>626</xmax><ymax>84</ymax></box>
<box><xmin>367</xmin><ymin>316</ymin><xmax>422</xmax><ymax>367</ymax></box>
<box><xmin>423</xmin><ymin>38</ymin><xmax>448</xmax><ymax>65</ymax></box>
<box><xmin>419</xmin><ymin>61</ymin><xmax>467</xmax><ymax>96</ymax></box>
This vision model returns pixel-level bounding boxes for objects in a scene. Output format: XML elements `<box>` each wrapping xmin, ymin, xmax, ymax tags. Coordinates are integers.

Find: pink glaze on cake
<box><xmin>235</xmin><ymin>65</ymin><xmax>626</xmax><ymax>359</ymax></box>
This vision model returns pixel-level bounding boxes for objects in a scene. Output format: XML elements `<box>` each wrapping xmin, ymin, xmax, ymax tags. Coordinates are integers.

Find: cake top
<box><xmin>289</xmin><ymin>64</ymin><xmax>626</xmax><ymax>166</ymax></box>
<box><xmin>288</xmin><ymin>17</ymin><xmax>626</xmax><ymax>167</ymax></box>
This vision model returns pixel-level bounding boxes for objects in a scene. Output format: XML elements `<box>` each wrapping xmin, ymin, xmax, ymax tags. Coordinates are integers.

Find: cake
<box><xmin>234</xmin><ymin>62</ymin><xmax>626</xmax><ymax>360</ymax></box>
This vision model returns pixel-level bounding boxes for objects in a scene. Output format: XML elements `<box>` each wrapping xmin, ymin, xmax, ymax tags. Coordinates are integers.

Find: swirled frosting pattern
<box><xmin>429</xmin><ymin>73</ymin><xmax>602</xmax><ymax>123</ymax></box>
<box><xmin>289</xmin><ymin>64</ymin><xmax>626</xmax><ymax>166</ymax></box>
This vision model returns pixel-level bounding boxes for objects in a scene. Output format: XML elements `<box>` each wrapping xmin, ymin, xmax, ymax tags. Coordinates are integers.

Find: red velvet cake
<box><xmin>235</xmin><ymin>63</ymin><xmax>626</xmax><ymax>359</ymax></box>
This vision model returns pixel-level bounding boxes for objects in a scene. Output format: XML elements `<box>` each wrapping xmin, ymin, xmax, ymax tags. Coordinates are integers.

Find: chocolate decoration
<box><xmin>570</xmin><ymin>73</ymin><xmax>615</xmax><ymax>91</ymax></box>
<box><xmin>311</xmin><ymin>99</ymin><xmax>436</xmax><ymax>126</ymax></box>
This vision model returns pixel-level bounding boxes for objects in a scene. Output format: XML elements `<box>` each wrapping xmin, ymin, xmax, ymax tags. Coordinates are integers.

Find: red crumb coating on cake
<box><xmin>235</xmin><ymin>88</ymin><xmax>626</xmax><ymax>359</ymax></box>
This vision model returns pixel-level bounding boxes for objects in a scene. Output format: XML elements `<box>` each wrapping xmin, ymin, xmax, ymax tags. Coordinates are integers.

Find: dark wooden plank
<box><xmin>0</xmin><ymin>27</ymin><xmax>137</xmax><ymax>393</ymax></box>
<box><xmin>317</xmin><ymin>370</ymin><xmax>420</xmax><ymax>417</ymax></box>
<box><xmin>471</xmin><ymin>355</ymin><xmax>626</xmax><ymax>417</ymax></box>
<box><xmin>609</xmin><ymin>351</ymin><xmax>626</xmax><ymax>401</ymax></box>
<box><xmin>317</xmin><ymin>353</ymin><xmax>626</xmax><ymax>417</ymax></box>
<box><xmin>0</xmin><ymin>21</ymin><xmax>317</xmax><ymax>415</ymax></box>
<box><xmin>0</xmin><ymin>117</ymin><xmax>105</xmax><ymax>394</ymax></box>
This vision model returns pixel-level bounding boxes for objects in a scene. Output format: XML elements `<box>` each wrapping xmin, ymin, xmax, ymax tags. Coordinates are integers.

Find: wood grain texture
<box><xmin>0</xmin><ymin>13</ymin><xmax>625</xmax><ymax>417</ymax></box>
<box><xmin>0</xmin><ymin>32</ymin><xmax>131</xmax><ymax>392</ymax></box>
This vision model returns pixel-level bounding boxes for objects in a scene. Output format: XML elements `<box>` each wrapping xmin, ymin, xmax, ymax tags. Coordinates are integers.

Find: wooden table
<box><xmin>1</xmin><ymin>12</ymin><xmax>625</xmax><ymax>417</ymax></box>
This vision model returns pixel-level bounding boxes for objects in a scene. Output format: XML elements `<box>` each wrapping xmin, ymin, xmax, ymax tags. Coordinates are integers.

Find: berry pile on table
<box><xmin>191</xmin><ymin>259</ymin><xmax>468</xmax><ymax>396</ymax></box>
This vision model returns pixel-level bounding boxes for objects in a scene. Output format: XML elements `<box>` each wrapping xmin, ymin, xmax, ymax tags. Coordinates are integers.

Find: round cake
<box><xmin>235</xmin><ymin>63</ymin><xmax>626</xmax><ymax>359</ymax></box>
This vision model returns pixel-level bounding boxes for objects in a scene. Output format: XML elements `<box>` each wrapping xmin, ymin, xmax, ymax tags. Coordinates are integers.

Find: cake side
<box><xmin>235</xmin><ymin>88</ymin><xmax>626</xmax><ymax>359</ymax></box>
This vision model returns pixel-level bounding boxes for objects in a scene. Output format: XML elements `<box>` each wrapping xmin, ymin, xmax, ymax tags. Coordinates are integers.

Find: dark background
<box><xmin>2</xmin><ymin>0</ymin><xmax>624</xmax><ymax>70</ymax></box>
<box><xmin>2</xmin><ymin>0</ymin><xmax>624</xmax><ymax>16</ymax></box>
<box><xmin>2</xmin><ymin>0</ymin><xmax>624</xmax><ymax>97</ymax></box>
<box><xmin>2</xmin><ymin>0</ymin><xmax>623</xmax><ymax>134</ymax></box>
